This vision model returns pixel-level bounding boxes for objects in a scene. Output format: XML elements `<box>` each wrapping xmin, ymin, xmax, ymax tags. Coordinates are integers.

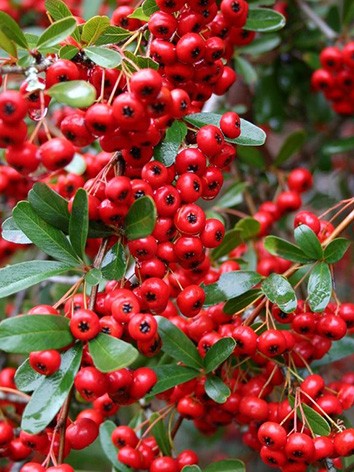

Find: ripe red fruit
<box><xmin>334</xmin><ymin>428</ymin><xmax>354</xmax><ymax>456</ymax></box>
<box><xmin>66</xmin><ymin>418</ymin><xmax>99</xmax><ymax>449</ymax></box>
<box><xmin>29</xmin><ymin>349</ymin><xmax>61</xmax><ymax>376</ymax></box>
<box><xmin>285</xmin><ymin>433</ymin><xmax>315</xmax><ymax>462</ymax></box>
<box><xmin>0</xmin><ymin>90</ymin><xmax>28</xmax><ymax>123</ymax></box>
<box><xmin>257</xmin><ymin>422</ymin><xmax>287</xmax><ymax>450</ymax></box>
<box><xmin>40</xmin><ymin>137</ymin><xmax>75</xmax><ymax>171</ymax></box>
<box><xmin>74</xmin><ymin>366</ymin><xmax>108</xmax><ymax>401</ymax></box>
<box><xmin>294</xmin><ymin>211</ymin><xmax>321</xmax><ymax>234</ymax></box>
<box><xmin>220</xmin><ymin>111</ymin><xmax>241</xmax><ymax>138</ymax></box>
<box><xmin>287</xmin><ymin>168</ymin><xmax>313</xmax><ymax>193</ymax></box>
<box><xmin>69</xmin><ymin>308</ymin><xmax>101</xmax><ymax>341</ymax></box>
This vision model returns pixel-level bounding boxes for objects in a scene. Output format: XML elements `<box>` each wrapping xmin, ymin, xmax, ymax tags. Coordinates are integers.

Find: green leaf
<box><xmin>0</xmin><ymin>30</ymin><xmax>17</xmax><ymax>57</ymax></box>
<box><xmin>99</xmin><ymin>421</ymin><xmax>131</xmax><ymax>472</ymax></box>
<box><xmin>47</xmin><ymin>80</ymin><xmax>96</xmax><ymax>108</ymax></box>
<box><xmin>0</xmin><ymin>260</ymin><xmax>74</xmax><ymax>298</ymax></box>
<box><xmin>36</xmin><ymin>17</ymin><xmax>77</xmax><ymax>50</ymax></box>
<box><xmin>148</xmin><ymin>365</ymin><xmax>199</xmax><ymax>396</ymax></box>
<box><xmin>101</xmin><ymin>242</ymin><xmax>126</xmax><ymax>281</ymax></box>
<box><xmin>216</xmin><ymin>181</ymin><xmax>248</xmax><ymax>208</ymax></box>
<box><xmin>69</xmin><ymin>189</ymin><xmax>88</xmax><ymax>260</ymax></box>
<box><xmin>262</xmin><ymin>273</ymin><xmax>297</xmax><ymax>313</ymax></box>
<box><xmin>184</xmin><ymin>113</ymin><xmax>266</xmax><ymax>146</ymax></box>
<box><xmin>81</xmin><ymin>15</ymin><xmax>110</xmax><ymax>45</ymax></box>
<box><xmin>95</xmin><ymin>26</ymin><xmax>132</xmax><ymax>46</ymax></box>
<box><xmin>65</xmin><ymin>153</ymin><xmax>87</xmax><ymax>175</ymax></box>
<box><xmin>2</xmin><ymin>217</ymin><xmax>31</xmax><ymax>244</ymax></box>
<box><xmin>205</xmin><ymin>459</ymin><xmax>245</xmax><ymax>472</ymax></box>
<box><xmin>322</xmin><ymin>136</ymin><xmax>354</xmax><ymax>155</ymax></box>
<box><xmin>324</xmin><ymin>238</ymin><xmax>351</xmax><ymax>264</ymax></box>
<box><xmin>205</xmin><ymin>376</ymin><xmax>230</xmax><ymax>403</ymax></box>
<box><xmin>82</xmin><ymin>0</ymin><xmax>103</xmax><ymax>19</ymax></box>
<box><xmin>294</xmin><ymin>225</ymin><xmax>323</xmax><ymax>260</ymax></box>
<box><xmin>0</xmin><ymin>315</ymin><xmax>73</xmax><ymax>354</ymax></box>
<box><xmin>149</xmin><ymin>412</ymin><xmax>171</xmax><ymax>456</ymax></box>
<box><xmin>21</xmin><ymin>344</ymin><xmax>82</xmax><ymax>434</ymax></box>
<box><xmin>128</xmin><ymin>6</ymin><xmax>149</xmax><ymax>21</ymax></box>
<box><xmin>264</xmin><ymin>236</ymin><xmax>314</xmax><ymax>263</ymax></box>
<box><xmin>204</xmin><ymin>271</ymin><xmax>262</xmax><ymax>306</ymax></box>
<box><xmin>182</xmin><ymin>467</ymin><xmax>202</xmax><ymax>472</ymax></box>
<box><xmin>84</xmin><ymin>46</ymin><xmax>122</xmax><ymax>68</ymax></box>
<box><xmin>234</xmin><ymin>56</ymin><xmax>257</xmax><ymax>86</ymax></box>
<box><xmin>88</xmin><ymin>221</ymin><xmax>113</xmax><ymax>238</ymax></box>
<box><xmin>15</xmin><ymin>358</ymin><xmax>44</xmax><ymax>393</ymax></box>
<box><xmin>211</xmin><ymin>217</ymin><xmax>260</xmax><ymax>260</ymax></box>
<box><xmin>89</xmin><ymin>333</ymin><xmax>139</xmax><ymax>373</ymax></box>
<box><xmin>158</xmin><ymin>317</ymin><xmax>203</xmax><ymax>370</ymax></box>
<box><xmin>45</xmin><ymin>0</ymin><xmax>74</xmax><ymax>19</ymax></box>
<box><xmin>59</xmin><ymin>44</ymin><xmax>79</xmax><ymax>59</ymax></box>
<box><xmin>244</xmin><ymin>8</ymin><xmax>286</xmax><ymax>32</ymax></box>
<box><xmin>239</xmin><ymin>34</ymin><xmax>281</xmax><ymax>55</ymax></box>
<box><xmin>142</xmin><ymin>0</ymin><xmax>159</xmax><ymax>16</ymax></box>
<box><xmin>312</xmin><ymin>337</ymin><xmax>354</xmax><ymax>367</ymax></box>
<box><xmin>28</xmin><ymin>182</ymin><xmax>70</xmax><ymax>233</ymax></box>
<box><xmin>204</xmin><ymin>338</ymin><xmax>236</xmax><ymax>373</ymax></box>
<box><xmin>125</xmin><ymin>196</ymin><xmax>156</xmax><ymax>240</ymax></box>
<box><xmin>223</xmin><ymin>289</ymin><xmax>262</xmax><ymax>314</ymax></box>
<box><xmin>123</xmin><ymin>50</ymin><xmax>159</xmax><ymax>71</ymax></box>
<box><xmin>155</xmin><ymin>121</ymin><xmax>188</xmax><ymax>167</ymax></box>
<box><xmin>274</xmin><ymin>130</ymin><xmax>306</xmax><ymax>166</ymax></box>
<box><xmin>237</xmin><ymin>146</ymin><xmax>266</xmax><ymax>169</ymax></box>
<box><xmin>288</xmin><ymin>395</ymin><xmax>330</xmax><ymax>436</ymax></box>
<box><xmin>13</xmin><ymin>201</ymin><xmax>80</xmax><ymax>266</ymax></box>
<box><xmin>0</xmin><ymin>12</ymin><xmax>28</xmax><ymax>49</ymax></box>
<box><xmin>307</xmin><ymin>262</ymin><xmax>332</xmax><ymax>312</ymax></box>
<box><xmin>85</xmin><ymin>268</ymin><xmax>103</xmax><ymax>286</ymax></box>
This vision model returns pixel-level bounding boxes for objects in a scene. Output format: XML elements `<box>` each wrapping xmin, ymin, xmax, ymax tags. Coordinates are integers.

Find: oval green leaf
<box><xmin>223</xmin><ymin>289</ymin><xmax>262</xmax><ymax>314</ymax></box>
<box><xmin>324</xmin><ymin>238</ymin><xmax>351</xmax><ymax>264</ymax></box>
<box><xmin>0</xmin><ymin>314</ymin><xmax>73</xmax><ymax>354</ymax></box>
<box><xmin>204</xmin><ymin>338</ymin><xmax>236</xmax><ymax>373</ymax></box>
<box><xmin>36</xmin><ymin>17</ymin><xmax>77</xmax><ymax>50</ymax></box>
<box><xmin>15</xmin><ymin>358</ymin><xmax>44</xmax><ymax>393</ymax></box>
<box><xmin>85</xmin><ymin>268</ymin><xmax>103</xmax><ymax>286</ymax></box>
<box><xmin>2</xmin><ymin>217</ymin><xmax>31</xmax><ymax>244</ymax></box>
<box><xmin>158</xmin><ymin>317</ymin><xmax>203</xmax><ymax>370</ymax></box>
<box><xmin>155</xmin><ymin>120</ymin><xmax>188</xmax><ymax>166</ymax></box>
<box><xmin>262</xmin><ymin>273</ymin><xmax>297</xmax><ymax>313</ymax></box>
<box><xmin>89</xmin><ymin>332</ymin><xmax>139</xmax><ymax>373</ymax></box>
<box><xmin>148</xmin><ymin>365</ymin><xmax>199</xmax><ymax>397</ymax></box>
<box><xmin>264</xmin><ymin>235</ymin><xmax>314</xmax><ymax>263</ymax></box>
<box><xmin>21</xmin><ymin>344</ymin><xmax>82</xmax><ymax>434</ymax></box>
<box><xmin>13</xmin><ymin>201</ymin><xmax>80</xmax><ymax>266</ymax></box>
<box><xmin>205</xmin><ymin>376</ymin><xmax>230</xmax><ymax>403</ymax></box>
<box><xmin>84</xmin><ymin>46</ymin><xmax>122</xmax><ymax>68</ymax></box>
<box><xmin>288</xmin><ymin>395</ymin><xmax>330</xmax><ymax>436</ymax></box>
<box><xmin>0</xmin><ymin>260</ymin><xmax>74</xmax><ymax>299</ymax></box>
<box><xmin>28</xmin><ymin>182</ymin><xmax>70</xmax><ymax>233</ymax></box>
<box><xmin>274</xmin><ymin>130</ymin><xmax>306</xmax><ymax>166</ymax></box>
<box><xmin>204</xmin><ymin>271</ymin><xmax>262</xmax><ymax>306</ymax></box>
<box><xmin>81</xmin><ymin>15</ymin><xmax>110</xmax><ymax>45</ymax></box>
<box><xmin>125</xmin><ymin>196</ymin><xmax>157</xmax><ymax>240</ymax></box>
<box><xmin>307</xmin><ymin>262</ymin><xmax>332</xmax><ymax>312</ymax></box>
<box><xmin>95</xmin><ymin>26</ymin><xmax>132</xmax><ymax>46</ymax></box>
<box><xmin>244</xmin><ymin>8</ymin><xmax>286</xmax><ymax>32</ymax></box>
<box><xmin>69</xmin><ymin>188</ymin><xmax>88</xmax><ymax>260</ymax></box>
<box><xmin>47</xmin><ymin>80</ymin><xmax>97</xmax><ymax>108</ymax></box>
<box><xmin>216</xmin><ymin>181</ymin><xmax>248</xmax><ymax>208</ymax></box>
<box><xmin>294</xmin><ymin>224</ymin><xmax>323</xmax><ymax>260</ymax></box>
<box><xmin>312</xmin><ymin>337</ymin><xmax>354</xmax><ymax>367</ymax></box>
<box><xmin>149</xmin><ymin>412</ymin><xmax>171</xmax><ymax>456</ymax></box>
<box><xmin>102</xmin><ymin>242</ymin><xmax>126</xmax><ymax>281</ymax></box>
<box><xmin>0</xmin><ymin>11</ymin><xmax>28</xmax><ymax>49</ymax></box>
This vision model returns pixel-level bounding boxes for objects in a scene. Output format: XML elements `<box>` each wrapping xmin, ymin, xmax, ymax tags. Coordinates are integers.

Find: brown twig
<box><xmin>57</xmin><ymin>389</ymin><xmax>73</xmax><ymax>464</ymax></box>
<box><xmin>295</xmin><ymin>0</ymin><xmax>338</xmax><ymax>41</ymax></box>
<box><xmin>0</xmin><ymin>58</ymin><xmax>53</xmax><ymax>75</ymax></box>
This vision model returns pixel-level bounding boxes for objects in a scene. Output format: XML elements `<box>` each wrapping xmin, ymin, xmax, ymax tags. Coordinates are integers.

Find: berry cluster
<box><xmin>311</xmin><ymin>43</ymin><xmax>354</xmax><ymax>115</ymax></box>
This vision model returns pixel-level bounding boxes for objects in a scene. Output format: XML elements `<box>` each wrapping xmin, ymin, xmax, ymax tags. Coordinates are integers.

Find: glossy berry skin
<box><xmin>232</xmin><ymin>325</ymin><xmax>257</xmax><ymax>356</ymax></box>
<box><xmin>239</xmin><ymin>395</ymin><xmax>269</xmax><ymax>421</ymax></box>
<box><xmin>176</xmin><ymin>285</ymin><xmax>205</xmax><ymax>317</ymax></box>
<box><xmin>257</xmin><ymin>329</ymin><xmax>287</xmax><ymax>357</ymax></box>
<box><xmin>257</xmin><ymin>422</ymin><xmax>287</xmax><ymax>450</ymax></box>
<box><xmin>118</xmin><ymin>445</ymin><xmax>143</xmax><ymax>469</ymax></box>
<box><xmin>128</xmin><ymin>313</ymin><xmax>158</xmax><ymax>341</ymax></box>
<box><xmin>69</xmin><ymin>309</ymin><xmax>101</xmax><ymax>341</ymax></box>
<box><xmin>66</xmin><ymin>418</ymin><xmax>99</xmax><ymax>449</ymax></box>
<box><xmin>294</xmin><ymin>211</ymin><xmax>321</xmax><ymax>234</ymax></box>
<box><xmin>111</xmin><ymin>425</ymin><xmax>138</xmax><ymax>448</ymax></box>
<box><xmin>220</xmin><ymin>111</ymin><xmax>241</xmax><ymax>138</ymax></box>
<box><xmin>196</xmin><ymin>125</ymin><xmax>224</xmax><ymax>157</ymax></box>
<box><xmin>334</xmin><ymin>428</ymin><xmax>354</xmax><ymax>456</ymax></box>
<box><xmin>20</xmin><ymin>463</ymin><xmax>46</xmax><ymax>472</ymax></box>
<box><xmin>0</xmin><ymin>421</ymin><xmax>14</xmax><ymax>447</ymax></box>
<box><xmin>285</xmin><ymin>433</ymin><xmax>315</xmax><ymax>462</ymax></box>
<box><xmin>46</xmin><ymin>465</ymin><xmax>75</xmax><ymax>472</ymax></box>
<box><xmin>46</xmin><ymin>59</ymin><xmax>80</xmax><ymax>88</ymax></box>
<box><xmin>0</xmin><ymin>90</ymin><xmax>28</xmax><ymax>123</ymax></box>
<box><xmin>74</xmin><ymin>366</ymin><xmax>108</xmax><ymax>401</ymax></box>
<box><xmin>287</xmin><ymin>168</ymin><xmax>313</xmax><ymax>193</ymax></box>
<box><xmin>150</xmin><ymin>456</ymin><xmax>179</xmax><ymax>472</ymax></box>
<box><xmin>130</xmin><ymin>68</ymin><xmax>163</xmax><ymax>101</ymax></box>
<box><xmin>29</xmin><ymin>349</ymin><xmax>61</xmax><ymax>376</ymax></box>
<box><xmin>260</xmin><ymin>446</ymin><xmax>287</xmax><ymax>468</ymax></box>
<box><xmin>40</xmin><ymin>137</ymin><xmax>75</xmax><ymax>171</ymax></box>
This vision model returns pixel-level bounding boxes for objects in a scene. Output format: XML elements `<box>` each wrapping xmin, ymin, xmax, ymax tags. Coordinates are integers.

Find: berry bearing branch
<box><xmin>0</xmin><ymin>0</ymin><xmax>353</xmax><ymax>471</ymax></box>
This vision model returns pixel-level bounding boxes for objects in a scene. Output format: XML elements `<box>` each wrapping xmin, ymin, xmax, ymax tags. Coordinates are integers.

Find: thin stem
<box><xmin>295</xmin><ymin>0</ymin><xmax>338</xmax><ymax>41</ymax></box>
<box><xmin>57</xmin><ymin>389</ymin><xmax>73</xmax><ymax>464</ymax></box>
<box><xmin>88</xmin><ymin>238</ymin><xmax>109</xmax><ymax>310</ymax></box>
<box><xmin>171</xmin><ymin>415</ymin><xmax>184</xmax><ymax>440</ymax></box>
<box><xmin>0</xmin><ymin>58</ymin><xmax>53</xmax><ymax>75</ymax></box>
